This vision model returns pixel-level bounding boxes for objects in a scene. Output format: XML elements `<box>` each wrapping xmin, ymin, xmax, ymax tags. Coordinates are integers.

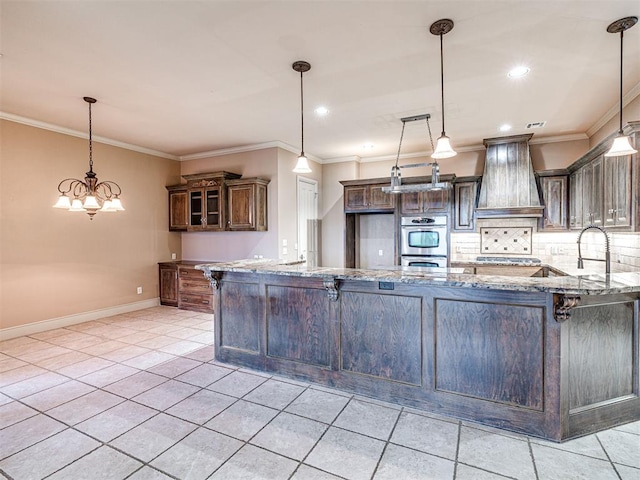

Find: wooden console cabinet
<box><xmin>158</xmin><ymin>262</ymin><xmax>214</xmax><ymax>313</ymax></box>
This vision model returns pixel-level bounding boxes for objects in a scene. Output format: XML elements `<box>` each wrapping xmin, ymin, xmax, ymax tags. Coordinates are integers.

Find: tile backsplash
<box><xmin>451</xmin><ymin>230</ymin><xmax>640</xmax><ymax>272</ymax></box>
<box><xmin>480</xmin><ymin>227</ymin><xmax>532</xmax><ymax>255</ymax></box>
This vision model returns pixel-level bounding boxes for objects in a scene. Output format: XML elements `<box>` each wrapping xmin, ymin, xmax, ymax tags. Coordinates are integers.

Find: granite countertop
<box><xmin>196</xmin><ymin>259</ymin><xmax>640</xmax><ymax>295</ymax></box>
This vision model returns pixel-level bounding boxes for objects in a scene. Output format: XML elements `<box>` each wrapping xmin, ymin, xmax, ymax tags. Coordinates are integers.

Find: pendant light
<box><xmin>430</xmin><ymin>18</ymin><xmax>457</xmax><ymax>159</ymax></box>
<box><xmin>604</xmin><ymin>16</ymin><xmax>638</xmax><ymax>157</ymax></box>
<box><xmin>53</xmin><ymin>97</ymin><xmax>124</xmax><ymax>219</ymax></box>
<box><xmin>292</xmin><ymin>61</ymin><xmax>312</xmax><ymax>173</ymax></box>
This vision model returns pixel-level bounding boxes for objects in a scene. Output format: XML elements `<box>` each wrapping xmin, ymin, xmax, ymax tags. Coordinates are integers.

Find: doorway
<box><xmin>297</xmin><ymin>176</ymin><xmax>319</xmax><ymax>266</ymax></box>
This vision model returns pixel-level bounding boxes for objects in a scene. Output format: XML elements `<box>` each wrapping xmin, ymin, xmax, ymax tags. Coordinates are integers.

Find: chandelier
<box><xmin>53</xmin><ymin>97</ymin><xmax>124</xmax><ymax>219</ymax></box>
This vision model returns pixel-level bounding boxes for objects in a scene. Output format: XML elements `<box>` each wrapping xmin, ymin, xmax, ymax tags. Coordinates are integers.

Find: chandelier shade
<box><xmin>292</xmin><ymin>61</ymin><xmax>313</xmax><ymax>174</ymax></box>
<box><xmin>604</xmin><ymin>16</ymin><xmax>638</xmax><ymax>157</ymax></box>
<box><xmin>53</xmin><ymin>97</ymin><xmax>124</xmax><ymax>219</ymax></box>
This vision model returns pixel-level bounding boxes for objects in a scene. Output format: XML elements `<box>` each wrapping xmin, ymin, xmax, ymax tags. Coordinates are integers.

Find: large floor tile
<box><xmin>616</xmin><ymin>464</ymin><xmax>640</xmax><ymax>480</ymax></box>
<box><xmin>0</xmin><ymin>371</ymin><xmax>69</xmax><ymax>398</ymax></box>
<box><xmin>166</xmin><ymin>388</ymin><xmax>236</xmax><ymax>425</ymax></box>
<box><xmin>0</xmin><ymin>357</ymin><xmax>28</xmax><ymax>373</ymax></box>
<box><xmin>132</xmin><ymin>379</ymin><xmax>200</xmax><ymax>410</ymax></box>
<box><xmin>0</xmin><ymin>364</ymin><xmax>47</xmax><ymax>388</ymax></box>
<box><xmin>613</xmin><ymin>420</ymin><xmax>640</xmax><ymax>436</ymax></box>
<box><xmin>251</xmin><ymin>411</ymin><xmax>328</xmax><ymax>460</ymax></box>
<box><xmin>46</xmin><ymin>389</ymin><xmax>124</xmax><ymax>425</ymax></box>
<box><xmin>109</xmin><ymin>412</ymin><xmax>196</xmax><ymax>462</ymax></box>
<box><xmin>529</xmin><ymin>432</ymin><xmax>608</xmax><ymax>460</ymax></box>
<box><xmin>127</xmin><ymin>466</ymin><xmax>174</xmax><ymax>480</ymax></box>
<box><xmin>291</xmin><ymin>465</ymin><xmax>345</xmax><ymax>479</ymax></box>
<box><xmin>373</xmin><ymin>443</ymin><xmax>455</xmax><ymax>479</ymax></box>
<box><xmin>158</xmin><ymin>339</ymin><xmax>203</xmax><ymax>356</ymax></box>
<box><xmin>457</xmin><ymin>426</ymin><xmax>536</xmax><ymax>480</ymax></box>
<box><xmin>0</xmin><ymin>428</ymin><xmax>99</xmax><ymax>479</ymax></box>
<box><xmin>205</xmin><ymin>399</ymin><xmax>278</xmax><ymax>441</ymax></box>
<box><xmin>333</xmin><ymin>398</ymin><xmax>400</xmax><ymax>440</ymax></box>
<box><xmin>99</xmin><ymin>344</ymin><xmax>151</xmax><ymax>362</ymax></box>
<box><xmin>206</xmin><ymin>370</ymin><xmax>268</xmax><ymax>397</ymax></box>
<box><xmin>175</xmin><ymin>363</ymin><xmax>233</xmax><ymax>387</ymax></box>
<box><xmin>20</xmin><ymin>379</ymin><xmax>95</xmax><ymax>411</ymax></box>
<box><xmin>305</xmin><ymin>427</ymin><xmax>386</xmax><ymax>480</ymax></box>
<box><xmin>183</xmin><ymin>345</ymin><xmax>216</xmax><ymax>362</ymax></box>
<box><xmin>123</xmin><ymin>350</ymin><xmax>176</xmax><ymax>369</ymax></box>
<box><xmin>151</xmin><ymin>427</ymin><xmax>243</xmax><ymax>479</ymax></box>
<box><xmin>390</xmin><ymin>411</ymin><xmax>459</xmax><ymax>460</ymax></box>
<box><xmin>285</xmin><ymin>388</ymin><xmax>351</xmax><ymax>424</ymax></box>
<box><xmin>209</xmin><ymin>444</ymin><xmax>298</xmax><ymax>480</ymax></box>
<box><xmin>0</xmin><ymin>414</ymin><xmax>67</xmax><ymax>459</ymax></box>
<box><xmin>47</xmin><ymin>445</ymin><xmax>142</xmax><ymax>479</ymax></box>
<box><xmin>0</xmin><ymin>401</ymin><xmax>38</xmax><ymax>429</ymax></box>
<box><xmin>531</xmin><ymin>442</ymin><xmax>620</xmax><ymax>480</ymax></box>
<box><xmin>75</xmin><ymin>400</ymin><xmax>159</xmax><ymax>442</ymax></box>
<box><xmin>597</xmin><ymin>429</ymin><xmax>640</xmax><ymax>469</ymax></box>
<box><xmin>12</xmin><ymin>344</ymin><xmax>74</xmax><ymax>364</ymax></box>
<box><xmin>103</xmin><ymin>371</ymin><xmax>167</xmax><ymax>398</ymax></box>
<box><xmin>146</xmin><ymin>356</ymin><xmax>202</xmax><ymax>378</ymax></box>
<box><xmin>244</xmin><ymin>379</ymin><xmax>306</xmax><ymax>410</ymax></box>
<box><xmin>31</xmin><ymin>350</ymin><xmax>92</xmax><ymax>370</ymax></box>
<box><xmin>455</xmin><ymin>464</ymin><xmax>515</xmax><ymax>479</ymax></box>
<box><xmin>77</xmin><ymin>363</ymin><xmax>140</xmax><ymax>388</ymax></box>
<box><xmin>56</xmin><ymin>356</ymin><xmax>115</xmax><ymax>378</ymax></box>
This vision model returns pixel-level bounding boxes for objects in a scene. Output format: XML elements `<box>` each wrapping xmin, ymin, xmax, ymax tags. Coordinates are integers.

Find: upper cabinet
<box><xmin>226</xmin><ymin>178</ymin><xmax>269</xmax><ymax>231</ymax></box>
<box><xmin>400</xmin><ymin>189</ymin><xmax>450</xmax><ymax>215</ymax></box>
<box><xmin>342</xmin><ymin>181</ymin><xmax>395</xmax><ymax>213</ymax></box>
<box><xmin>537</xmin><ymin>171</ymin><xmax>568</xmax><ymax>231</ymax></box>
<box><xmin>568</xmin><ymin>121</ymin><xmax>639</xmax><ymax>231</ymax></box>
<box><xmin>166</xmin><ymin>172</ymin><xmax>269</xmax><ymax>232</ymax></box>
<box><xmin>452</xmin><ymin>178</ymin><xmax>479</xmax><ymax>231</ymax></box>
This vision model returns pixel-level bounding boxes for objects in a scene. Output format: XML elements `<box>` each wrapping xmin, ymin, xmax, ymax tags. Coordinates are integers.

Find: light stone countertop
<box><xmin>196</xmin><ymin>259</ymin><xmax>640</xmax><ymax>296</ymax></box>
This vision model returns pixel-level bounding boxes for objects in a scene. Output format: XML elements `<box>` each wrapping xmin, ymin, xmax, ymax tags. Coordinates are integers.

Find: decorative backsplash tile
<box><xmin>480</xmin><ymin>227</ymin><xmax>532</xmax><ymax>255</ymax></box>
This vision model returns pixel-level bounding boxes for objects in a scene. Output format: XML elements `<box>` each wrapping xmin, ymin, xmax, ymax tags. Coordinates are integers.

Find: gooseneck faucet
<box><xmin>577</xmin><ymin>225</ymin><xmax>611</xmax><ymax>274</ymax></box>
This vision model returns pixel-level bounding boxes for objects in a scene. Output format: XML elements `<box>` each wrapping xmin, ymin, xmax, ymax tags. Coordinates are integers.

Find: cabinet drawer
<box><xmin>179</xmin><ymin>293</ymin><xmax>214</xmax><ymax>313</ymax></box>
<box><xmin>179</xmin><ymin>279</ymin><xmax>212</xmax><ymax>293</ymax></box>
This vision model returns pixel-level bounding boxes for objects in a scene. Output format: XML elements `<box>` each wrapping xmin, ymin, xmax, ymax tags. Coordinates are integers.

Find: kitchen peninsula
<box><xmin>196</xmin><ymin>260</ymin><xmax>640</xmax><ymax>442</ymax></box>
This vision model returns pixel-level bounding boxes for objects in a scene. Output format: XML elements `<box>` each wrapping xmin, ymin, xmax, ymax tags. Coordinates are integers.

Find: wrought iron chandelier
<box><xmin>604</xmin><ymin>16</ymin><xmax>638</xmax><ymax>157</ymax></box>
<box><xmin>292</xmin><ymin>61</ymin><xmax>312</xmax><ymax>173</ymax></box>
<box><xmin>53</xmin><ymin>97</ymin><xmax>124</xmax><ymax>219</ymax></box>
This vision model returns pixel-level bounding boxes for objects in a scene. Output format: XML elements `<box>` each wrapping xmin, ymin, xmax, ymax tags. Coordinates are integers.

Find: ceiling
<box><xmin>1</xmin><ymin>1</ymin><xmax>639</xmax><ymax>162</ymax></box>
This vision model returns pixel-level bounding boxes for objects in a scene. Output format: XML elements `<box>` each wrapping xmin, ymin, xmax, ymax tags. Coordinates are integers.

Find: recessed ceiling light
<box><xmin>508</xmin><ymin>66</ymin><xmax>530</xmax><ymax>78</ymax></box>
<box><xmin>315</xmin><ymin>106</ymin><xmax>329</xmax><ymax>116</ymax></box>
<box><xmin>362</xmin><ymin>143</ymin><xmax>374</xmax><ymax>149</ymax></box>
<box><xmin>499</xmin><ymin>124</ymin><xmax>512</xmax><ymax>132</ymax></box>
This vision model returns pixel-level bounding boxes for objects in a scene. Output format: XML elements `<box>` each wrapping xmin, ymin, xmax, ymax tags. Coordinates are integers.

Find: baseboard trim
<box><xmin>0</xmin><ymin>298</ymin><xmax>161</xmax><ymax>341</ymax></box>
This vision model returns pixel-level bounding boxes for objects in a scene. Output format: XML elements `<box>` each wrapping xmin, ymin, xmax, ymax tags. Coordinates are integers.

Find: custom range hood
<box><xmin>476</xmin><ymin>133</ymin><xmax>544</xmax><ymax>218</ymax></box>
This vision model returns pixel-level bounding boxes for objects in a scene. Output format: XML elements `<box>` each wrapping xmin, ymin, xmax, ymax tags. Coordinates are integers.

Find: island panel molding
<box><xmin>198</xmin><ymin>261</ymin><xmax>640</xmax><ymax>441</ymax></box>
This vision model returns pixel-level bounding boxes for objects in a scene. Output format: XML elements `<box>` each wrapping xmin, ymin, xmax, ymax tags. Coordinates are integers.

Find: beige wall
<box><xmin>179</xmin><ymin>147</ymin><xmax>322</xmax><ymax>263</ymax></box>
<box><xmin>0</xmin><ymin>120</ymin><xmax>181</xmax><ymax>329</ymax></box>
<box><xmin>589</xmin><ymin>94</ymin><xmax>640</xmax><ymax>148</ymax></box>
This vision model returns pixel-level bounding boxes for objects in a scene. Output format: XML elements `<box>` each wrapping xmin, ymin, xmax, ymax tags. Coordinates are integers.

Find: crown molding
<box><xmin>586</xmin><ymin>81</ymin><xmax>640</xmax><ymax>138</ymax></box>
<box><xmin>0</xmin><ymin>111</ymin><xmax>179</xmax><ymax>160</ymax></box>
<box><xmin>322</xmin><ymin>155</ymin><xmax>362</xmax><ymax>165</ymax></box>
<box><xmin>179</xmin><ymin>140</ymin><xmax>324</xmax><ymax>163</ymax></box>
<box><xmin>529</xmin><ymin>133</ymin><xmax>589</xmax><ymax>144</ymax></box>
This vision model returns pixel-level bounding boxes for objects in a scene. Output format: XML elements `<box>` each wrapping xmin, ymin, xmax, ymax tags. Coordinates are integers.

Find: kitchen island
<box><xmin>196</xmin><ymin>260</ymin><xmax>640</xmax><ymax>441</ymax></box>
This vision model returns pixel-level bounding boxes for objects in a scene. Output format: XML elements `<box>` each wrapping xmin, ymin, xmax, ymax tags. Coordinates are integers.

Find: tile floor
<box><xmin>0</xmin><ymin>306</ymin><xmax>638</xmax><ymax>480</ymax></box>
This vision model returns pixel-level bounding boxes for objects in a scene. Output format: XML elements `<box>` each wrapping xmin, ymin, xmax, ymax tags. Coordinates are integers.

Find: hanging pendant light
<box><xmin>53</xmin><ymin>97</ymin><xmax>124</xmax><ymax>219</ymax></box>
<box><xmin>430</xmin><ymin>18</ymin><xmax>457</xmax><ymax>159</ymax></box>
<box><xmin>604</xmin><ymin>16</ymin><xmax>638</xmax><ymax>157</ymax></box>
<box><xmin>292</xmin><ymin>61</ymin><xmax>312</xmax><ymax>173</ymax></box>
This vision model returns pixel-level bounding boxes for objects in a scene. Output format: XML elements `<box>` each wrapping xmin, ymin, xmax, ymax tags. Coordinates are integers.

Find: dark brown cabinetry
<box><xmin>226</xmin><ymin>178</ymin><xmax>270</xmax><ymax>231</ymax></box>
<box><xmin>400</xmin><ymin>189</ymin><xmax>449</xmax><ymax>214</ymax></box>
<box><xmin>158</xmin><ymin>263</ymin><xmax>178</xmax><ymax>306</ymax></box>
<box><xmin>159</xmin><ymin>262</ymin><xmax>214</xmax><ymax>312</ymax></box>
<box><xmin>183</xmin><ymin>172</ymin><xmax>241</xmax><ymax>232</ymax></box>
<box><xmin>167</xmin><ymin>186</ymin><xmax>188</xmax><ymax>232</ymax></box>
<box><xmin>343</xmin><ymin>182</ymin><xmax>395</xmax><ymax>213</ymax></box>
<box><xmin>537</xmin><ymin>172</ymin><xmax>568</xmax><ymax>231</ymax></box>
<box><xmin>452</xmin><ymin>178</ymin><xmax>478</xmax><ymax>231</ymax></box>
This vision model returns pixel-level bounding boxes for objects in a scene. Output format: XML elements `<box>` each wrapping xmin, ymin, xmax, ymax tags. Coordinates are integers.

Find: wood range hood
<box><xmin>476</xmin><ymin>133</ymin><xmax>544</xmax><ymax>218</ymax></box>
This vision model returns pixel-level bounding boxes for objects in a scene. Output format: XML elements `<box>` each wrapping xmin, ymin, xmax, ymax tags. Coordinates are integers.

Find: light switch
<box><xmin>282</xmin><ymin>239</ymin><xmax>288</xmax><ymax>247</ymax></box>
<box><xmin>378</xmin><ymin>250</ymin><xmax>383</xmax><ymax>256</ymax></box>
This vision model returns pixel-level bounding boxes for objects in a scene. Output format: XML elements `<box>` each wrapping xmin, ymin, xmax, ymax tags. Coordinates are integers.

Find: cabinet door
<box><xmin>423</xmin><ymin>189</ymin><xmax>449</xmax><ymax>212</ymax></box>
<box><xmin>453</xmin><ymin>181</ymin><xmax>477</xmax><ymax>231</ymax></box>
<box><xmin>168</xmin><ymin>190</ymin><xmax>188</xmax><ymax>231</ymax></box>
<box><xmin>540</xmin><ymin>176</ymin><xmax>568</xmax><ymax>230</ymax></box>
<box><xmin>590</xmin><ymin>157</ymin><xmax>604</xmax><ymax>226</ymax></box>
<box><xmin>604</xmin><ymin>156</ymin><xmax>632</xmax><ymax>227</ymax></box>
<box><xmin>227</xmin><ymin>184</ymin><xmax>255</xmax><ymax>230</ymax></box>
<box><xmin>369</xmin><ymin>185</ymin><xmax>395</xmax><ymax>210</ymax></box>
<box><xmin>400</xmin><ymin>192</ymin><xmax>422</xmax><ymax>214</ymax></box>
<box><xmin>569</xmin><ymin>170</ymin><xmax>583</xmax><ymax>229</ymax></box>
<box><xmin>344</xmin><ymin>186</ymin><xmax>369</xmax><ymax>211</ymax></box>
<box><xmin>188</xmin><ymin>189</ymin><xmax>204</xmax><ymax>230</ymax></box>
<box><xmin>204</xmin><ymin>186</ymin><xmax>223</xmax><ymax>230</ymax></box>
<box><xmin>159</xmin><ymin>265</ymin><xmax>178</xmax><ymax>306</ymax></box>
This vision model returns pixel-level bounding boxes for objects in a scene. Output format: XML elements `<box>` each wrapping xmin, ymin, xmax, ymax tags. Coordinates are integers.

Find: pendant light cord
<box><xmin>88</xmin><ymin>101</ymin><xmax>94</xmax><ymax>173</ymax></box>
<box><xmin>394</xmin><ymin>121</ymin><xmax>407</xmax><ymax>169</ymax></box>
<box><xmin>618</xmin><ymin>30</ymin><xmax>624</xmax><ymax>135</ymax></box>
<box><xmin>439</xmin><ymin>32</ymin><xmax>445</xmax><ymax>136</ymax></box>
<box><xmin>300</xmin><ymin>70</ymin><xmax>305</xmax><ymax>156</ymax></box>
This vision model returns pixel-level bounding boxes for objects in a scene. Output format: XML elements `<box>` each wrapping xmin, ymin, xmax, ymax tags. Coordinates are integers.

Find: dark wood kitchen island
<box><xmin>196</xmin><ymin>260</ymin><xmax>640</xmax><ymax>442</ymax></box>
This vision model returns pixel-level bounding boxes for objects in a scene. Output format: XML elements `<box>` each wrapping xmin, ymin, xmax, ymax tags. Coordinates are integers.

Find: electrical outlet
<box><xmin>378</xmin><ymin>249</ymin><xmax>383</xmax><ymax>256</ymax></box>
<box><xmin>136</xmin><ymin>286</ymin><xmax>143</xmax><ymax>295</ymax></box>
<box><xmin>282</xmin><ymin>239</ymin><xmax>288</xmax><ymax>247</ymax></box>
<box><xmin>171</xmin><ymin>253</ymin><xmax>177</xmax><ymax>260</ymax></box>
<box><xmin>282</xmin><ymin>247</ymin><xmax>288</xmax><ymax>255</ymax></box>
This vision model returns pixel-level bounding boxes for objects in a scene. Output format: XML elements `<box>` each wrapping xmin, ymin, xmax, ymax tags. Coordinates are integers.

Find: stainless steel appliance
<box><xmin>400</xmin><ymin>215</ymin><xmax>448</xmax><ymax>267</ymax></box>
